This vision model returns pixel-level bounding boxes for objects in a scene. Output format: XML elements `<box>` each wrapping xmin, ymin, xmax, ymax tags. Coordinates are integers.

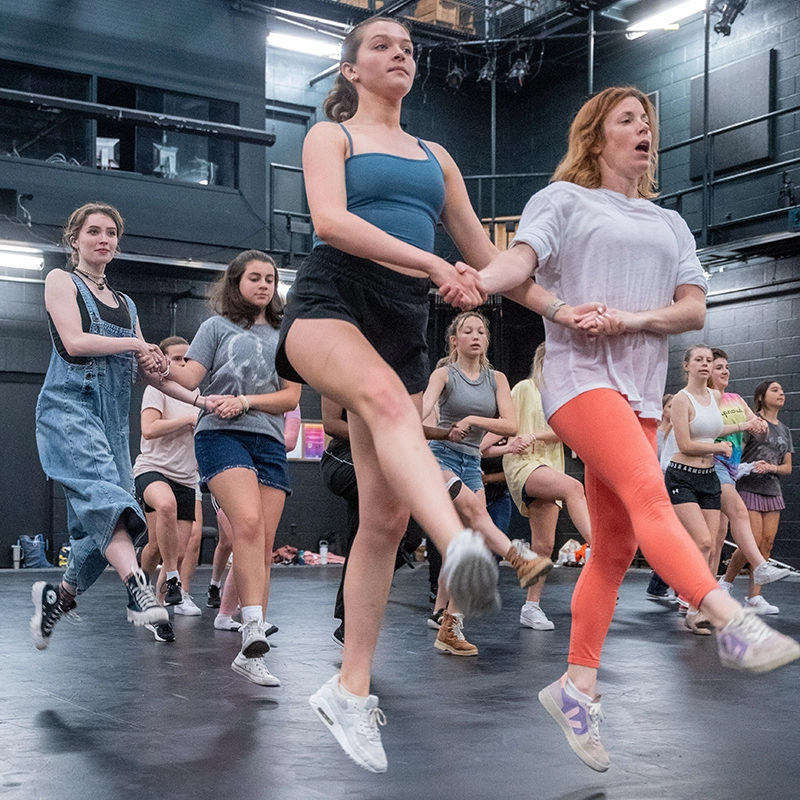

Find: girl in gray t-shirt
<box><xmin>166</xmin><ymin>249</ymin><xmax>301</xmax><ymax>687</ymax></box>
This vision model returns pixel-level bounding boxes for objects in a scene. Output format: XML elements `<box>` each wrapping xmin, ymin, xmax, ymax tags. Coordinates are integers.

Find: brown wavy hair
<box><xmin>551</xmin><ymin>86</ymin><xmax>659</xmax><ymax>199</ymax></box>
<box><xmin>208</xmin><ymin>250</ymin><xmax>283</xmax><ymax>330</ymax></box>
<box><xmin>158</xmin><ymin>336</ymin><xmax>189</xmax><ymax>354</ymax></box>
<box><xmin>323</xmin><ymin>17</ymin><xmax>413</xmax><ymax>123</ymax></box>
<box><xmin>63</xmin><ymin>202</ymin><xmax>124</xmax><ymax>268</ymax></box>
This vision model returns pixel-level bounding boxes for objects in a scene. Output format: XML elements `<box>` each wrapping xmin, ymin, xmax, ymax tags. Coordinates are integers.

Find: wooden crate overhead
<box><xmin>413</xmin><ymin>0</ymin><xmax>475</xmax><ymax>34</ymax></box>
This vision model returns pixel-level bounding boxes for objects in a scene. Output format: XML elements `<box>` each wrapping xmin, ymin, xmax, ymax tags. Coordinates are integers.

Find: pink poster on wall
<box><xmin>303</xmin><ymin>423</ymin><xmax>325</xmax><ymax>460</ymax></box>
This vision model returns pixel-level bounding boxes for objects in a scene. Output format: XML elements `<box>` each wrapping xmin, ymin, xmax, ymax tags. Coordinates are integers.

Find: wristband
<box><xmin>159</xmin><ymin>361</ymin><xmax>171</xmax><ymax>378</ymax></box>
<box><xmin>192</xmin><ymin>394</ymin><xmax>200</xmax><ymax>408</ymax></box>
<box><xmin>238</xmin><ymin>395</ymin><xmax>250</xmax><ymax>414</ymax></box>
<box><xmin>544</xmin><ymin>299</ymin><xmax>566</xmax><ymax>322</ymax></box>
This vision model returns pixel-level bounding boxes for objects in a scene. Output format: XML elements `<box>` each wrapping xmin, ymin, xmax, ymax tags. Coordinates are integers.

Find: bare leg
<box><xmin>339</xmin><ymin>412</ymin><xmax>410</xmax><ymax>697</ymax></box>
<box><xmin>207</xmin><ymin>469</ymin><xmax>266</xmax><ymax>608</ymax></box>
<box><xmin>259</xmin><ymin>484</ymin><xmax>287</xmax><ymax>615</ymax></box>
<box><xmin>180</xmin><ymin>499</ymin><xmax>203</xmax><ymax>591</ymax></box>
<box><xmin>211</xmin><ymin>508</ymin><xmax>233</xmax><ymax>584</ymax></box>
<box><xmin>140</xmin><ymin>510</ymin><xmax>161</xmax><ymax>575</ymax></box>
<box><xmin>745</xmin><ymin>511</ymin><xmax>781</xmax><ymax>599</ymax></box>
<box><xmin>525</xmin><ymin>500</ymin><xmax>559</xmax><ymax>603</ymax></box>
<box><xmin>142</xmin><ymin>482</ymin><xmax>181</xmax><ymax>574</ymax></box>
<box><xmin>104</xmin><ymin>523</ymin><xmax>140</xmax><ymax>581</ymax></box>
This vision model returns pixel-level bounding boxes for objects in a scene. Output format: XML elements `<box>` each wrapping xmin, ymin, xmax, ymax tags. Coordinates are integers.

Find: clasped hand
<box><xmin>136</xmin><ymin>343</ymin><xmax>166</xmax><ymax>374</ymax></box>
<box><xmin>204</xmin><ymin>394</ymin><xmax>247</xmax><ymax>419</ymax></box>
<box><xmin>436</xmin><ymin>261</ymin><xmax>487</xmax><ymax>311</ymax></box>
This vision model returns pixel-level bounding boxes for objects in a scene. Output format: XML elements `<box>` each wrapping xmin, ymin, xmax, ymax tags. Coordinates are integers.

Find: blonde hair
<box><xmin>323</xmin><ymin>17</ymin><xmax>413</xmax><ymax>123</ymax></box>
<box><xmin>438</xmin><ymin>311</ymin><xmax>492</xmax><ymax>370</ymax></box>
<box><xmin>552</xmin><ymin>86</ymin><xmax>659</xmax><ymax>199</ymax></box>
<box><xmin>528</xmin><ymin>341</ymin><xmax>546</xmax><ymax>388</ymax></box>
<box><xmin>63</xmin><ymin>203</ymin><xmax>124</xmax><ymax>268</ymax></box>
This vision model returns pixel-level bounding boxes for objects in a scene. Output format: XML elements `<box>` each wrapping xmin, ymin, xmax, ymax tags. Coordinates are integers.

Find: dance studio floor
<box><xmin>2</xmin><ymin>563</ymin><xmax>799</xmax><ymax>800</ymax></box>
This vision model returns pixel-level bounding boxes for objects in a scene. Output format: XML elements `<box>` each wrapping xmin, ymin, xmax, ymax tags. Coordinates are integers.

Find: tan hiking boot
<box><xmin>434</xmin><ymin>612</ymin><xmax>478</xmax><ymax>656</ymax></box>
<box><xmin>506</xmin><ymin>539</ymin><xmax>554</xmax><ymax>588</ymax></box>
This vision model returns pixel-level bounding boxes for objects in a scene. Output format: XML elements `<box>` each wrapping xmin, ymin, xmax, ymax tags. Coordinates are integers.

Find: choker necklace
<box><xmin>75</xmin><ymin>268</ymin><xmax>107</xmax><ymax>290</ymax></box>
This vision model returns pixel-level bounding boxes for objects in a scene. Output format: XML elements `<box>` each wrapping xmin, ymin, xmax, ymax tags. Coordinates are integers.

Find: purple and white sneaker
<box><xmin>717</xmin><ymin>609</ymin><xmax>800</xmax><ymax>673</ymax></box>
<box><xmin>538</xmin><ymin>674</ymin><xmax>610</xmax><ymax>772</ymax></box>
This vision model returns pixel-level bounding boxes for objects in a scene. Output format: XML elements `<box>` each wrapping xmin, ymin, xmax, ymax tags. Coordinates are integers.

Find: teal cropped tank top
<box><xmin>313</xmin><ymin>122</ymin><xmax>446</xmax><ymax>253</ymax></box>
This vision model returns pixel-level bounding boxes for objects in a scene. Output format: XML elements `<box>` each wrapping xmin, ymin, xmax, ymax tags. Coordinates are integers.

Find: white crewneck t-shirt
<box><xmin>512</xmin><ymin>182</ymin><xmax>707</xmax><ymax>421</ymax></box>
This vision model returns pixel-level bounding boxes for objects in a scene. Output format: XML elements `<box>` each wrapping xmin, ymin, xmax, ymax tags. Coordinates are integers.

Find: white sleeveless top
<box><xmin>680</xmin><ymin>388</ymin><xmax>724</xmax><ymax>444</ymax></box>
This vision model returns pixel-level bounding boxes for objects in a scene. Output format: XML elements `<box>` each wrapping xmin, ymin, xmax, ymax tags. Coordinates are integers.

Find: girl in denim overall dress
<box><xmin>30</xmin><ymin>203</ymin><xmax>190</xmax><ymax>649</ymax></box>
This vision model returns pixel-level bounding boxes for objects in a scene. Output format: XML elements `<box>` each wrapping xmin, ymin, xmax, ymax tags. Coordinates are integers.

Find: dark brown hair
<box><xmin>208</xmin><ymin>250</ymin><xmax>283</xmax><ymax>330</ymax></box>
<box><xmin>323</xmin><ymin>17</ymin><xmax>413</xmax><ymax>123</ymax></box>
<box><xmin>753</xmin><ymin>380</ymin><xmax>781</xmax><ymax>414</ymax></box>
<box><xmin>63</xmin><ymin>202</ymin><xmax>124</xmax><ymax>268</ymax></box>
<box><xmin>552</xmin><ymin>86</ymin><xmax>659</xmax><ymax>199</ymax></box>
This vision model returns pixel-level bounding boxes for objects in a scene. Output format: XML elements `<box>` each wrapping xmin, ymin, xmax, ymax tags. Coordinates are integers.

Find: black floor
<box><xmin>2</xmin><ymin>564</ymin><xmax>799</xmax><ymax>800</ymax></box>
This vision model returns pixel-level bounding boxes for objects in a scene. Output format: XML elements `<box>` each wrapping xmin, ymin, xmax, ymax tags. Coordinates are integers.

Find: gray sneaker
<box><xmin>717</xmin><ymin>609</ymin><xmax>800</xmax><ymax>673</ymax></box>
<box><xmin>539</xmin><ymin>675</ymin><xmax>610</xmax><ymax>772</ymax></box>
<box><xmin>753</xmin><ymin>561</ymin><xmax>793</xmax><ymax>586</ymax></box>
<box><xmin>231</xmin><ymin>653</ymin><xmax>281</xmax><ymax>686</ymax></box>
<box><xmin>309</xmin><ymin>674</ymin><xmax>387</xmax><ymax>773</ymax></box>
<box><xmin>440</xmin><ymin>529</ymin><xmax>500</xmax><ymax>617</ymax></box>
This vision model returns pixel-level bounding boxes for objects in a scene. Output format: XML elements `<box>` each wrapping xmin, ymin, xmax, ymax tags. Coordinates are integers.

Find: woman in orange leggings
<box><xmin>471</xmin><ymin>86</ymin><xmax>800</xmax><ymax>773</ymax></box>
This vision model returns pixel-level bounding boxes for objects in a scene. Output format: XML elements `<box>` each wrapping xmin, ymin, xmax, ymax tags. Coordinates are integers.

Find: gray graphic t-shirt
<box><xmin>736</xmin><ymin>419</ymin><xmax>794</xmax><ymax>497</ymax></box>
<box><xmin>186</xmin><ymin>315</ymin><xmax>285</xmax><ymax>443</ymax></box>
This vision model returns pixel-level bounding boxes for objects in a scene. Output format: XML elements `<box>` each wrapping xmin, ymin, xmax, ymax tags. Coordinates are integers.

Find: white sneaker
<box><xmin>309</xmin><ymin>674</ymin><xmax>388</xmax><ymax>774</ymax></box>
<box><xmin>214</xmin><ymin>613</ymin><xmax>241</xmax><ymax>631</ymax></box>
<box><xmin>520</xmin><ymin>602</ymin><xmax>555</xmax><ymax>631</ymax></box>
<box><xmin>174</xmin><ymin>591</ymin><xmax>202</xmax><ymax>616</ymax></box>
<box><xmin>753</xmin><ymin>561</ymin><xmax>793</xmax><ymax>586</ymax></box>
<box><xmin>231</xmin><ymin>653</ymin><xmax>281</xmax><ymax>686</ymax></box>
<box><xmin>240</xmin><ymin>618</ymin><xmax>270</xmax><ymax>658</ymax></box>
<box><xmin>717</xmin><ymin>577</ymin><xmax>734</xmax><ymax>595</ymax></box>
<box><xmin>745</xmin><ymin>595</ymin><xmax>780</xmax><ymax>615</ymax></box>
<box><xmin>440</xmin><ymin>528</ymin><xmax>500</xmax><ymax>617</ymax></box>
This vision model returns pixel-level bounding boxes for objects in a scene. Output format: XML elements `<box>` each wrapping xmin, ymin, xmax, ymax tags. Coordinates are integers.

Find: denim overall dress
<box><xmin>36</xmin><ymin>275</ymin><xmax>146</xmax><ymax>593</ymax></box>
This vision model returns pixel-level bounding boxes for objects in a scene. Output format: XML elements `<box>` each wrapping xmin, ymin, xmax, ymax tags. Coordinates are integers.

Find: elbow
<box><xmin>141</xmin><ymin>430</ymin><xmax>155</xmax><ymax>441</ymax></box>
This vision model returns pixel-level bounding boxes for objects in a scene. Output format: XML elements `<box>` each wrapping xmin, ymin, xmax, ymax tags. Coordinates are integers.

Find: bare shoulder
<box><xmin>307</xmin><ymin>120</ymin><xmax>347</xmax><ymax>147</ymax></box>
<box><xmin>45</xmin><ymin>268</ymin><xmax>78</xmax><ymax>298</ymax></box>
<box><xmin>423</xmin><ymin>139</ymin><xmax>456</xmax><ymax>168</ymax></box>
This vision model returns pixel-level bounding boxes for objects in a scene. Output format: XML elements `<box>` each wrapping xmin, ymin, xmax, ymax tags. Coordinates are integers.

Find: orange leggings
<box><xmin>549</xmin><ymin>389</ymin><xmax>720</xmax><ymax>669</ymax></box>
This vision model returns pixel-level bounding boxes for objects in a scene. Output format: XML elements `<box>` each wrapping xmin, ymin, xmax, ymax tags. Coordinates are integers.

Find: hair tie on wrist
<box><xmin>159</xmin><ymin>361</ymin><xmax>170</xmax><ymax>378</ymax></box>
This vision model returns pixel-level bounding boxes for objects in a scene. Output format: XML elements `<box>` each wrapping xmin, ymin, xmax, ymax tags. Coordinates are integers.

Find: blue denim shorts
<box><xmin>194</xmin><ymin>430</ymin><xmax>291</xmax><ymax>495</ymax></box>
<box><xmin>429</xmin><ymin>441</ymin><xmax>484</xmax><ymax>492</ymax></box>
<box><xmin>714</xmin><ymin>460</ymin><xmax>736</xmax><ymax>486</ymax></box>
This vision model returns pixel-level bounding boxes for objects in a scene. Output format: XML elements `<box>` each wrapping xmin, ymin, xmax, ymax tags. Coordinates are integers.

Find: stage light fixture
<box><xmin>713</xmin><ymin>0</ymin><xmax>748</xmax><ymax>36</ymax></box>
<box><xmin>505</xmin><ymin>58</ymin><xmax>530</xmax><ymax>92</ymax></box>
<box><xmin>445</xmin><ymin>65</ymin><xmax>467</xmax><ymax>91</ymax></box>
<box><xmin>477</xmin><ymin>60</ymin><xmax>496</xmax><ymax>84</ymax></box>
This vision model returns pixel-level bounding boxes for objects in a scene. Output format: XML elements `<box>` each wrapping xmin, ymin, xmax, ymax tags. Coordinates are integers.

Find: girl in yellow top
<box><xmin>503</xmin><ymin>344</ymin><xmax>592</xmax><ymax>631</ymax></box>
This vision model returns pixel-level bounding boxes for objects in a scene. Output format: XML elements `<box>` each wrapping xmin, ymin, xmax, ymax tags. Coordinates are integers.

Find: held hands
<box><xmin>753</xmin><ymin>460</ymin><xmax>777</xmax><ymax>474</ymax></box>
<box><xmin>448</xmin><ymin>419</ymin><xmax>472</xmax><ymax>442</ymax></box>
<box><xmin>205</xmin><ymin>394</ymin><xmax>244</xmax><ymax>419</ymax></box>
<box><xmin>746</xmin><ymin>417</ymin><xmax>768</xmax><ymax>435</ymax></box>
<box><xmin>509</xmin><ymin>434</ymin><xmax>535</xmax><ymax>454</ymax></box>
<box><xmin>573</xmin><ymin>304</ymin><xmax>640</xmax><ymax>336</ymax></box>
<box><xmin>136</xmin><ymin>342</ymin><xmax>166</xmax><ymax>374</ymax></box>
<box><xmin>436</xmin><ymin>261</ymin><xmax>487</xmax><ymax>311</ymax></box>
<box><xmin>716</xmin><ymin>441</ymin><xmax>734</xmax><ymax>459</ymax></box>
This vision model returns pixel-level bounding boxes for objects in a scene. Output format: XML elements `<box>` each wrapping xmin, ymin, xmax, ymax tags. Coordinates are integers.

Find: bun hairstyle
<box><xmin>323</xmin><ymin>17</ymin><xmax>413</xmax><ymax>122</ymax></box>
<box><xmin>552</xmin><ymin>86</ymin><xmax>659</xmax><ymax>199</ymax></box>
<box><xmin>209</xmin><ymin>249</ymin><xmax>283</xmax><ymax>330</ymax></box>
<box><xmin>63</xmin><ymin>202</ymin><xmax>124</xmax><ymax>268</ymax></box>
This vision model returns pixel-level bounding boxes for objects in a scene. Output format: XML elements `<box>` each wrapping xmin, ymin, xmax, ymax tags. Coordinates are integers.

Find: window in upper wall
<box><xmin>97</xmin><ymin>79</ymin><xmax>239</xmax><ymax>188</ymax></box>
<box><xmin>0</xmin><ymin>59</ymin><xmax>92</xmax><ymax>166</ymax></box>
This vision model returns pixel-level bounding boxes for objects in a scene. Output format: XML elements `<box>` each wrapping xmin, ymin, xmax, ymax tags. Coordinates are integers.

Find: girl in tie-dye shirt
<box><xmin>709</xmin><ymin>349</ymin><xmax>791</xmax><ymax>594</ymax></box>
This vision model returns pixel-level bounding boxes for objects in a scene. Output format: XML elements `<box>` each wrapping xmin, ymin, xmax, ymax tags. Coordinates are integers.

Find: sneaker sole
<box><xmin>719</xmin><ymin>640</ymin><xmax>800</xmax><ymax>673</ymax></box>
<box><xmin>442</xmin><ymin>536</ymin><xmax>500</xmax><ymax>617</ymax></box>
<box><xmin>308</xmin><ymin>692</ymin><xmax>387</xmax><ymax>773</ymax></box>
<box><xmin>241</xmin><ymin>638</ymin><xmax>270</xmax><ymax>658</ymax></box>
<box><xmin>331</xmin><ymin>632</ymin><xmax>344</xmax><ymax>648</ymax></box>
<box><xmin>426</xmin><ymin>619</ymin><xmax>441</xmax><ymax>630</ymax></box>
<box><xmin>174</xmin><ymin>606</ymin><xmax>202</xmax><ymax>616</ymax></box>
<box><xmin>538</xmin><ymin>688</ymin><xmax>610</xmax><ymax>773</ymax></box>
<box><xmin>434</xmin><ymin>639</ymin><xmax>478</xmax><ymax>656</ymax></box>
<box><xmin>127</xmin><ymin>606</ymin><xmax>169</xmax><ymax>627</ymax></box>
<box><xmin>520</xmin><ymin>620</ymin><xmax>555</xmax><ymax>631</ymax></box>
<box><xmin>754</xmin><ymin>568</ymin><xmax>794</xmax><ymax>587</ymax></box>
<box><xmin>30</xmin><ymin>581</ymin><xmax>50</xmax><ymax>650</ymax></box>
<box><xmin>231</xmin><ymin>658</ymin><xmax>281</xmax><ymax>686</ymax></box>
<box><xmin>517</xmin><ymin>558</ymin><xmax>554</xmax><ymax>589</ymax></box>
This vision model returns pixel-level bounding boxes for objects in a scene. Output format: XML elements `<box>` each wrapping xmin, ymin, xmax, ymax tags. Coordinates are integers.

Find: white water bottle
<box><xmin>319</xmin><ymin>539</ymin><xmax>328</xmax><ymax>565</ymax></box>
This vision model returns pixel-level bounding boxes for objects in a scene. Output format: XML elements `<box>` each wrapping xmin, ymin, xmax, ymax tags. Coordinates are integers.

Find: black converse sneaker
<box><xmin>207</xmin><ymin>584</ymin><xmax>221</xmax><ymax>608</ymax></box>
<box><xmin>125</xmin><ymin>570</ymin><xmax>169</xmax><ymax>626</ymax></box>
<box><xmin>162</xmin><ymin>576</ymin><xmax>183</xmax><ymax>606</ymax></box>
<box><xmin>30</xmin><ymin>582</ymin><xmax>75</xmax><ymax>651</ymax></box>
<box><xmin>145</xmin><ymin>621</ymin><xmax>176</xmax><ymax>642</ymax></box>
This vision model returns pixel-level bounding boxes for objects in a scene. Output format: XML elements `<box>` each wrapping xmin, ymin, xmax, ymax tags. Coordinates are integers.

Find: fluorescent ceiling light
<box><xmin>267</xmin><ymin>32</ymin><xmax>341</xmax><ymax>60</ymax></box>
<box><xmin>627</xmin><ymin>0</ymin><xmax>706</xmax><ymax>38</ymax></box>
<box><xmin>0</xmin><ymin>245</ymin><xmax>44</xmax><ymax>270</ymax></box>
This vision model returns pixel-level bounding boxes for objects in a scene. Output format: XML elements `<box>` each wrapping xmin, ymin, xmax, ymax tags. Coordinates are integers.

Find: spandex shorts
<box><xmin>135</xmin><ymin>471</ymin><xmax>197</xmax><ymax>521</ymax></box>
<box><xmin>277</xmin><ymin>245</ymin><xmax>431</xmax><ymax>395</ymax></box>
<box><xmin>665</xmin><ymin>462</ymin><xmax>721</xmax><ymax>510</ymax></box>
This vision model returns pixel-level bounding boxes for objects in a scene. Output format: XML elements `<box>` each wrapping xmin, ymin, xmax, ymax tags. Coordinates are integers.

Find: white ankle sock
<box><xmin>337</xmin><ymin>679</ymin><xmax>368</xmax><ymax>705</ymax></box>
<box><xmin>564</xmin><ymin>677</ymin><xmax>594</xmax><ymax>704</ymax></box>
<box><xmin>241</xmin><ymin>605</ymin><xmax>263</xmax><ymax>624</ymax></box>
<box><xmin>524</xmin><ymin>601</ymin><xmax>541</xmax><ymax>609</ymax></box>
<box><xmin>166</xmin><ymin>570</ymin><xmax>180</xmax><ymax>581</ymax></box>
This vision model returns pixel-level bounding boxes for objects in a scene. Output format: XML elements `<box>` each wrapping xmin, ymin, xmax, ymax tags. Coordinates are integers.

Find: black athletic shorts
<box><xmin>135</xmin><ymin>471</ymin><xmax>197</xmax><ymax>521</ymax></box>
<box><xmin>664</xmin><ymin>462</ymin><xmax>721</xmax><ymax>510</ymax></box>
<box><xmin>276</xmin><ymin>245</ymin><xmax>431</xmax><ymax>395</ymax></box>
